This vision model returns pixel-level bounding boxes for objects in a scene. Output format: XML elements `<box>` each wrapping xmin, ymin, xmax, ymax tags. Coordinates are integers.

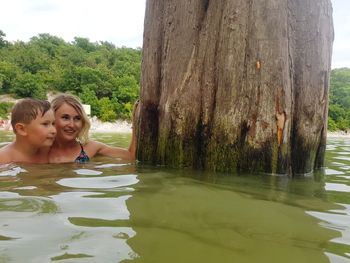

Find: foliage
<box><xmin>11</xmin><ymin>72</ymin><xmax>46</xmax><ymax>99</ymax></box>
<box><xmin>0</xmin><ymin>61</ymin><xmax>20</xmax><ymax>94</ymax></box>
<box><xmin>98</xmin><ymin>97</ymin><xmax>117</xmax><ymax>122</ymax></box>
<box><xmin>2</xmin><ymin>30</ymin><xmax>348</xmax><ymax>129</ymax></box>
<box><xmin>0</xmin><ymin>30</ymin><xmax>8</xmax><ymax>48</ymax></box>
<box><xmin>79</xmin><ymin>86</ymin><xmax>100</xmax><ymax>117</ymax></box>
<box><xmin>329</xmin><ymin>68</ymin><xmax>350</xmax><ymax>131</ymax></box>
<box><xmin>0</xmin><ymin>31</ymin><xmax>141</xmax><ymax>120</ymax></box>
<box><xmin>0</xmin><ymin>102</ymin><xmax>14</xmax><ymax>119</ymax></box>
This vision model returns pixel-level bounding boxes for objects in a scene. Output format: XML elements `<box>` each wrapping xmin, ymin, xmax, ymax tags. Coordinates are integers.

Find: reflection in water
<box><xmin>73</xmin><ymin>169</ymin><xmax>103</xmax><ymax>175</ymax></box>
<box><xmin>57</xmin><ymin>174</ymin><xmax>139</xmax><ymax>189</ymax></box>
<box><xmin>0</xmin><ymin>195</ymin><xmax>58</xmax><ymax>213</ymax></box>
<box><xmin>322</xmin><ymin>138</ymin><xmax>350</xmax><ymax>262</ymax></box>
<box><xmin>0</xmin><ymin>165</ymin><xmax>27</xmax><ymax>177</ymax></box>
<box><xmin>0</xmin><ymin>132</ymin><xmax>350</xmax><ymax>262</ymax></box>
<box><xmin>122</xmin><ymin>171</ymin><xmax>340</xmax><ymax>263</ymax></box>
<box><xmin>0</xmin><ymin>158</ymin><xmax>139</xmax><ymax>262</ymax></box>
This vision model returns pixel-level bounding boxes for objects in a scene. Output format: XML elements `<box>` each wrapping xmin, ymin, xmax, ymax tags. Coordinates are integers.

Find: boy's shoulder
<box><xmin>0</xmin><ymin>143</ymin><xmax>15</xmax><ymax>164</ymax></box>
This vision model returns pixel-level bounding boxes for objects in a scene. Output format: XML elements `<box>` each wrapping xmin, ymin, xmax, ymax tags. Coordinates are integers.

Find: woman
<box><xmin>48</xmin><ymin>94</ymin><xmax>138</xmax><ymax>163</ymax></box>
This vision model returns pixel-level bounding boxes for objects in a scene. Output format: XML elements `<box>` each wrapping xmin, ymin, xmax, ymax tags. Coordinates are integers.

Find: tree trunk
<box><xmin>137</xmin><ymin>0</ymin><xmax>334</xmax><ymax>175</ymax></box>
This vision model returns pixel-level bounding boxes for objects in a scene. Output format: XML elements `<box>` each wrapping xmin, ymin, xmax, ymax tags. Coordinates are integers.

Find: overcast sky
<box><xmin>0</xmin><ymin>0</ymin><xmax>348</xmax><ymax>68</ymax></box>
<box><xmin>331</xmin><ymin>0</ymin><xmax>349</xmax><ymax>68</ymax></box>
<box><xmin>0</xmin><ymin>0</ymin><xmax>145</xmax><ymax>48</ymax></box>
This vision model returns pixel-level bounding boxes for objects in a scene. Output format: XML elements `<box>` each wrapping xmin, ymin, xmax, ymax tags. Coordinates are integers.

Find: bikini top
<box><xmin>75</xmin><ymin>143</ymin><xmax>90</xmax><ymax>163</ymax></box>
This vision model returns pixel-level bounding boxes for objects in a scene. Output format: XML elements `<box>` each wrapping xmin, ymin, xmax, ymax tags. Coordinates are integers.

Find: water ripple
<box><xmin>0</xmin><ymin>195</ymin><xmax>58</xmax><ymax>213</ymax></box>
<box><xmin>56</xmin><ymin>174</ymin><xmax>139</xmax><ymax>189</ymax></box>
<box><xmin>335</xmin><ymin>156</ymin><xmax>350</xmax><ymax>161</ymax></box>
<box><xmin>14</xmin><ymin>186</ymin><xmax>37</xmax><ymax>190</ymax></box>
<box><xmin>307</xmin><ymin>203</ymin><xmax>350</xmax><ymax>262</ymax></box>
<box><xmin>73</xmin><ymin>169</ymin><xmax>103</xmax><ymax>176</ymax></box>
<box><xmin>51</xmin><ymin>192</ymin><xmax>132</xmax><ymax>220</ymax></box>
<box><xmin>325</xmin><ymin>183</ymin><xmax>350</xmax><ymax>193</ymax></box>
<box><xmin>0</xmin><ymin>166</ymin><xmax>27</xmax><ymax>177</ymax></box>
<box><xmin>326</xmin><ymin>169</ymin><xmax>345</xmax><ymax>175</ymax></box>
<box><xmin>94</xmin><ymin>163</ymin><xmax>130</xmax><ymax>169</ymax></box>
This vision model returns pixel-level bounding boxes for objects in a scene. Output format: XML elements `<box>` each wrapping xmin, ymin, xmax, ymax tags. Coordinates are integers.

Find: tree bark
<box><xmin>137</xmin><ymin>0</ymin><xmax>334</xmax><ymax>175</ymax></box>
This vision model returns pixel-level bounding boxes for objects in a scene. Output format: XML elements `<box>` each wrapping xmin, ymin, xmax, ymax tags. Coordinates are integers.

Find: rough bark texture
<box><xmin>137</xmin><ymin>0</ymin><xmax>334</xmax><ymax>175</ymax></box>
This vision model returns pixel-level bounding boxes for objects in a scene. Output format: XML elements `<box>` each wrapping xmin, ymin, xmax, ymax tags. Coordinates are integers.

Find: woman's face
<box><xmin>54</xmin><ymin>103</ymin><xmax>83</xmax><ymax>142</ymax></box>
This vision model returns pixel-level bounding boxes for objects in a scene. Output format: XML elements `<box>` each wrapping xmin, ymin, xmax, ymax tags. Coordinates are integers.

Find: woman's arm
<box><xmin>91</xmin><ymin>100</ymin><xmax>140</xmax><ymax>160</ymax></box>
<box><xmin>92</xmin><ymin>141</ymin><xmax>135</xmax><ymax>160</ymax></box>
<box><xmin>127</xmin><ymin>99</ymin><xmax>140</xmax><ymax>159</ymax></box>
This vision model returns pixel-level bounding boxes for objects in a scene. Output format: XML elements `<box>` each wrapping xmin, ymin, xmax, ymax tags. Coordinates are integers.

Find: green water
<box><xmin>0</xmin><ymin>131</ymin><xmax>350</xmax><ymax>263</ymax></box>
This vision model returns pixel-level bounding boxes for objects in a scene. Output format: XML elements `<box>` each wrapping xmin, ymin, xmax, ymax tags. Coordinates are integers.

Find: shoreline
<box><xmin>89</xmin><ymin>117</ymin><xmax>132</xmax><ymax>133</ymax></box>
<box><xmin>0</xmin><ymin>117</ymin><xmax>133</xmax><ymax>134</ymax></box>
<box><xmin>327</xmin><ymin>131</ymin><xmax>350</xmax><ymax>138</ymax></box>
<box><xmin>1</xmin><ymin>117</ymin><xmax>350</xmax><ymax>137</ymax></box>
<box><xmin>73</xmin><ymin>120</ymin><xmax>350</xmax><ymax>137</ymax></box>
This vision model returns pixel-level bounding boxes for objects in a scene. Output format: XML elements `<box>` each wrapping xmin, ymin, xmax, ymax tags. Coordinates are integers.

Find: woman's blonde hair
<box><xmin>51</xmin><ymin>93</ymin><xmax>91</xmax><ymax>144</ymax></box>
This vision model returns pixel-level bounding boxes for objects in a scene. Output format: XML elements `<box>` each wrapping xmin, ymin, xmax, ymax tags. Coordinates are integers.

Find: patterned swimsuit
<box><xmin>75</xmin><ymin>143</ymin><xmax>90</xmax><ymax>163</ymax></box>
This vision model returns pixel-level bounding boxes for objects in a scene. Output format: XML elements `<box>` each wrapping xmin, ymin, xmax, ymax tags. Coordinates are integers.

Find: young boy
<box><xmin>0</xmin><ymin>98</ymin><xmax>56</xmax><ymax>164</ymax></box>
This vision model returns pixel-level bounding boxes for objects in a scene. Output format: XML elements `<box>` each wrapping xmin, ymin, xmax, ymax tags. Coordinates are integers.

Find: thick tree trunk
<box><xmin>137</xmin><ymin>0</ymin><xmax>334</xmax><ymax>175</ymax></box>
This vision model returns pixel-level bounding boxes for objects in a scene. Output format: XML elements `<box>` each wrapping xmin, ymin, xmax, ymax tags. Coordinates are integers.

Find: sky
<box><xmin>0</xmin><ymin>0</ymin><xmax>349</xmax><ymax>69</ymax></box>
<box><xmin>331</xmin><ymin>0</ymin><xmax>350</xmax><ymax>68</ymax></box>
<box><xmin>0</xmin><ymin>0</ymin><xmax>146</xmax><ymax>48</ymax></box>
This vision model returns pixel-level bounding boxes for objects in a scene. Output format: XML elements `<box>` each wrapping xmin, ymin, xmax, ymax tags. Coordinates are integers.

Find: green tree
<box><xmin>0</xmin><ymin>33</ymin><xmax>141</xmax><ymax>120</ymax></box>
<box><xmin>98</xmin><ymin>97</ymin><xmax>117</xmax><ymax>121</ymax></box>
<box><xmin>10</xmin><ymin>43</ymin><xmax>50</xmax><ymax>74</ymax></box>
<box><xmin>112</xmin><ymin>47</ymin><xmax>141</xmax><ymax>83</ymax></box>
<box><xmin>327</xmin><ymin>118</ymin><xmax>337</xmax><ymax>131</ymax></box>
<box><xmin>73</xmin><ymin>37</ymin><xmax>97</xmax><ymax>53</ymax></box>
<box><xmin>0</xmin><ymin>102</ymin><xmax>14</xmax><ymax>119</ymax></box>
<box><xmin>0</xmin><ymin>30</ymin><xmax>9</xmax><ymax>48</ymax></box>
<box><xmin>0</xmin><ymin>61</ymin><xmax>20</xmax><ymax>94</ymax></box>
<box><xmin>12</xmin><ymin>72</ymin><xmax>46</xmax><ymax>99</ymax></box>
<box><xmin>29</xmin><ymin>33</ymin><xmax>66</xmax><ymax>58</ymax></box>
<box><xmin>79</xmin><ymin>85</ymin><xmax>100</xmax><ymax>117</ymax></box>
<box><xmin>329</xmin><ymin>68</ymin><xmax>350</xmax><ymax>130</ymax></box>
<box><xmin>113</xmin><ymin>75</ymin><xmax>139</xmax><ymax>103</ymax></box>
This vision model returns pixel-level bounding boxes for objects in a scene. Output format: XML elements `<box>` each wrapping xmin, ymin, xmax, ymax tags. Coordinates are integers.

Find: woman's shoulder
<box><xmin>82</xmin><ymin>140</ymin><xmax>106</xmax><ymax>154</ymax></box>
<box><xmin>84</xmin><ymin>140</ymin><xmax>106</xmax><ymax>148</ymax></box>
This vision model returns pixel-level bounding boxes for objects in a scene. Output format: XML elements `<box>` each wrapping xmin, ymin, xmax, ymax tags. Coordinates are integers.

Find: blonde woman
<box><xmin>48</xmin><ymin>94</ymin><xmax>138</xmax><ymax>163</ymax></box>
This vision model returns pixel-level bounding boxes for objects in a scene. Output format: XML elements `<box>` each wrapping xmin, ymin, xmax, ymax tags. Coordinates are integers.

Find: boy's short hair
<box><xmin>11</xmin><ymin>98</ymin><xmax>51</xmax><ymax>133</ymax></box>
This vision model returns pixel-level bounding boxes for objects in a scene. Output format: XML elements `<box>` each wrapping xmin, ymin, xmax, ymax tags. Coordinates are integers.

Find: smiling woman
<box><xmin>48</xmin><ymin>94</ymin><xmax>139</xmax><ymax>164</ymax></box>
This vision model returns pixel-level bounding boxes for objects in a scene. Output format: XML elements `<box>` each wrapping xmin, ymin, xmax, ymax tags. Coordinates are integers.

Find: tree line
<box><xmin>0</xmin><ymin>30</ymin><xmax>140</xmax><ymax>121</ymax></box>
<box><xmin>329</xmin><ymin>68</ymin><xmax>350</xmax><ymax>131</ymax></box>
<box><xmin>1</xmin><ymin>30</ymin><xmax>350</xmax><ymax>131</ymax></box>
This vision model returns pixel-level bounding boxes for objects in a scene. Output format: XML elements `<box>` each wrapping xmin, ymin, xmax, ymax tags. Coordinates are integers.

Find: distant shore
<box><xmin>1</xmin><ymin>117</ymin><xmax>350</xmax><ymax>137</ymax></box>
<box><xmin>327</xmin><ymin>131</ymin><xmax>350</xmax><ymax>138</ymax></box>
<box><xmin>0</xmin><ymin>117</ymin><xmax>133</xmax><ymax>134</ymax></box>
<box><xmin>90</xmin><ymin>122</ymin><xmax>350</xmax><ymax>138</ymax></box>
<box><xmin>91</xmin><ymin>121</ymin><xmax>350</xmax><ymax>137</ymax></box>
<box><xmin>89</xmin><ymin>117</ymin><xmax>132</xmax><ymax>133</ymax></box>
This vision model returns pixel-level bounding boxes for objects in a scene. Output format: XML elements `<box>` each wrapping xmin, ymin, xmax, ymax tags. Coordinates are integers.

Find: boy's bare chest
<box><xmin>13</xmin><ymin>150</ymin><xmax>48</xmax><ymax>164</ymax></box>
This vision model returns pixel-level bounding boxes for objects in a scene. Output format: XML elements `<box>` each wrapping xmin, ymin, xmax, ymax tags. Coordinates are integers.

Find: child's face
<box><xmin>54</xmin><ymin>103</ymin><xmax>83</xmax><ymax>142</ymax></box>
<box><xmin>25</xmin><ymin>109</ymin><xmax>56</xmax><ymax>147</ymax></box>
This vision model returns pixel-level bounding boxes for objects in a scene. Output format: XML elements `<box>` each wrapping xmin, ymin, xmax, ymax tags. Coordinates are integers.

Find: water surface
<box><xmin>0</xmin><ymin>131</ymin><xmax>350</xmax><ymax>262</ymax></box>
